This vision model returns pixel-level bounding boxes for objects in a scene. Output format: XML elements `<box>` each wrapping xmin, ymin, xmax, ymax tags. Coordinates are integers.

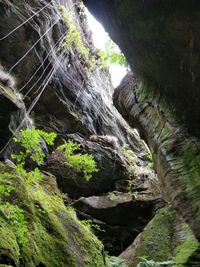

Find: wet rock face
<box><xmin>0</xmin><ymin>0</ymin><xmax>146</xmax><ymax>153</ymax></box>
<box><xmin>84</xmin><ymin>0</ymin><xmax>200</xmax><ymax>137</ymax></box>
<box><xmin>46</xmin><ymin>134</ymin><xmax>130</xmax><ymax>198</ymax></box>
<box><xmin>113</xmin><ymin>72</ymin><xmax>200</xmax><ymax>241</ymax></box>
<box><xmin>0</xmin><ymin>84</ymin><xmax>28</xmax><ymax>156</ymax></box>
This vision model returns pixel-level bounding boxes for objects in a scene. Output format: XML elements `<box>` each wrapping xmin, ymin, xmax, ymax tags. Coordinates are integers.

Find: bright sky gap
<box><xmin>85</xmin><ymin>9</ymin><xmax>127</xmax><ymax>87</ymax></box>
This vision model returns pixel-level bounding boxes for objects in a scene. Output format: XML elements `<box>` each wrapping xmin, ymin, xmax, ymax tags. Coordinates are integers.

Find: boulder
<box><xmin>120</xmin><ymin>207</ymin><xmax>200</xmax><ymax>267</ymax></box>
<box><xmin>47</xmin><ymin>134</ymin><xmax>130</xmax><ymax>198</ymax></box>
<box><xmin>74</xmin><ymin>191</ymin><xmax>163</xmax><ymax>255</ymax></box>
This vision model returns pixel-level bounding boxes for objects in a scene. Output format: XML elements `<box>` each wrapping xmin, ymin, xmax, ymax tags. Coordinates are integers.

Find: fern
<box><xmin>136</xmin><ymin>257</ymin><xmax>173</xmax><ymax>267</ymax></box>
<box><xmin>11</xmin><ymin>129</ymin><xmax>56</xmax><ymax>184</ymax></box>
<box><xmin>0</xmin><ymin>173</ymin><xmax>15</xmax><ymax>197</ymax></box>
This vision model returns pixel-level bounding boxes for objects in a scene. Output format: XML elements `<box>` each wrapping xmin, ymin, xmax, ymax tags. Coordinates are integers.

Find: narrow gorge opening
<box><xmin>0</xmin><ymin>1</ymin><xmax>199</xmax><ymax>267</ymax></box>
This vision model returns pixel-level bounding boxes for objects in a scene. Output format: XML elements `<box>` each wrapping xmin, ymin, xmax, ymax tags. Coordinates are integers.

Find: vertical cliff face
<box><xmin>0</xmin><ymin>0</ymin><xmax>161</xmax><ymax>265</ymax></box>
<box><xmin>83</xmin><ymin>0</ymin><xmax>200</xmax><ymax>264</ymax></box>
<box><xmin>84</xmin><ymin>0</ymin><xmax>200</xmax><ymax>138</ymax></box>
<box><xmin>0</xmin><ymin>0</ymin><xmax>144</xmax><ymax>149</ymax></box>
<box><xmin>113</xmin><ymin>71</ymin><xmax>200</xmax><ymax>240</ymax></box>
<box><xmin>1</xmin><ymin>0</ymin><xmax>200</xmax><ymax>266</ymax></box>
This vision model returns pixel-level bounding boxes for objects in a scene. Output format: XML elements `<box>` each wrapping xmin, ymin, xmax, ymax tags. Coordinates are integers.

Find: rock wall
<box><xmin>84</xmin><ymin>0</ymin><xmax>200</xmax><ymax>138</ymax></box>
<box><xmin>0</xmin><ymin>0</ymin><xmax>159</xmax><ymax>265</ymax></box>
<box><xmin>0</xmin><ymin>0</ymin><xmax>144</xmax><ymax>153</ymax></box>
<box><xmin>84</xmin><ymin>0</ymin><xmax>200</xmax><ymax>244</ymax></box>
<box><xmin>120</xmin><ymin>206</ymin><xmax>199</xmax><ymax>267</ymax></box>
<box><xmin>113</xmin><ymin>72</ymin><xmax>200</xmax><ymax>242</ymax></box>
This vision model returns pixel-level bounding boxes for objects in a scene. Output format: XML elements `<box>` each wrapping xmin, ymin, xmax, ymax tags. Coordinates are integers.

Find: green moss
<box><xmin>173</xmin><ymin>224</ymin><xmax>199</xmax><ymax>267</ymax></box>
<box><xmin>0</xmin><ymin>163</ymin><xmax>105</xmax><ymax>266</ymax></box>
<box><xmin>60</xmin><ymin>5</ymin><xmax>89</xmax><ymax>60</ymax></box>
<box><xmin>136</xmin><ymin>207</ymin><xmax>176</xmax><ymax>262</ymax></box>
<box><xmin>0</xmin><ymin>203</ymin><xmax>28</xmax><ymax>245</ymax></box>
<box><xmin>0</xmin><ymin>218</ymin><xmax>20</xmax><ymax>265</ymax></box>
<box><xmin>137</xmin><ymin>81</ymin><xmax>200</xmax><ymax>240</ymax></box>
<box><xmin>59</xmin><ymin>5</ymin><xmax>98</xmax><ymax>77</ymax></box>
<box><xmin>120</xmin><ymin>144</ymin><xmax>137</xmax><ymax>175</ymax></box>
<box><xmin>128</xmin><ymin>207</ymin><xmax>199</xmax><ymax>267</ymax></box>
<box><xmin>180</xmin><ymin>141</ymin><xmax>200</xmax><ymax>222</ymax></box>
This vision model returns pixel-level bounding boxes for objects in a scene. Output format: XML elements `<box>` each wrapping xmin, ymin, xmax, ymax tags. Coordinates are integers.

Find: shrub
<box><xmin>57</xmin><ymin>141</ymin><xmax>98</xmax><ymax>181</ymax></box>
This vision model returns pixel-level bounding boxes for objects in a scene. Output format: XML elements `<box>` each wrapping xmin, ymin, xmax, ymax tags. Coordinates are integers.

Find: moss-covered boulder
<box><xmin>0</xmin><ymin>163</ymin><xmax>106</xmax><ymax>267</ymax></box>
<box><xmin>120</xmin><ymin>206</ymin><xmax>199</xmax><ymax>267</ymax></box>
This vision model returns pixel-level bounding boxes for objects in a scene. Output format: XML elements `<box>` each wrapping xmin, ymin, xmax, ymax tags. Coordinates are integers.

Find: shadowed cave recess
<box><xmin>0</xmin><ymin>0</ymin><xmax>200</xmax><ymax>266</ymax></box>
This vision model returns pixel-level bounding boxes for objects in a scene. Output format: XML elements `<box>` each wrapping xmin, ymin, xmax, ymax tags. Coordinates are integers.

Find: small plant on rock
<box><xmin>0</xmin><ymin>172</ymin><xmax>15</xmax><ymax>197</ymax></box>
<box><xmin>12</xmin><ymin>129</ymin><xmax>56</xmax><ymax>165</ymax></box>
<box><xmin>57</xmin><ymin>141</ymin><xmax>98</xmax><ymax>181</ymax></box>
<box><xmin>11</xmin><ymin>128</ymin><xmax>57</xmax><ymax>183</ymax></box>
<box><xmin>120</xmin><ymin>144</ymin><xmax>136</xmax><ymax>174</ymax></box>
<box><xmin>60</xmin><ymin>5</ymin><xmax>90</xmax><ymax>60</ymax></box>
<box><xmin>81</xmin><ymin>219</ymin><xmax>105</xmax><ymax>232</ymax></box>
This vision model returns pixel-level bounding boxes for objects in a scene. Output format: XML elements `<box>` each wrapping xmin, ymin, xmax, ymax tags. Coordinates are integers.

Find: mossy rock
<box><xmin>120</xmin><ymin>207</ymin><xmax>199</xmax><ymax>267</ymax></box>
<box><xmin>0</xmin><ymin>163</ymin><xmax>105</xmax><ymax>267</ymax></box>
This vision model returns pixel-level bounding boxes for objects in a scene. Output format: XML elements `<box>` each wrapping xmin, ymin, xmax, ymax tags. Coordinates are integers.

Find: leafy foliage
<box><xmin>99</xmin><ymin>40</ymin><xmax>127</xmax><ymax>68</ymax></box>
<box><xmin>108</xmin><ymin>192</ymin><xmax>118</xmax><ymax>201</ymax></box>
<box><xmin>0</xmin><ymin>202</ymin><xmax>28</xmax><ymax>245</ymax></box>
<box><xmin>106</xmin><ymin>256</ymin><xmax>128</xmax><ymax>267</ymax></box>
<box><xmin>81</xmin><ymin>219</ymin><xmax>105</xmax><ymax>232</ymax></box>
<box><xmin>57</xmin><ymin>141</ymin><xmax>98</xmax><ymax>181</ymax></box>
<box><xmin>136</xmin><ymin>257</ymin><xmax>173</xmax><ymax>267</ymax></box>
<box><xmin>11</xmin><ymin>129</ymin><xmax>56</xmax><ymax>184</ymax></box>
<box><xmin>12</xmin><ymin>129</ymin><xmax>56</xmax><ymax>166</ymax></box>
<box><xmin>0</xmin><ymin>172</ymin><xmax>15</xmax><ymax>196</ymax></box>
